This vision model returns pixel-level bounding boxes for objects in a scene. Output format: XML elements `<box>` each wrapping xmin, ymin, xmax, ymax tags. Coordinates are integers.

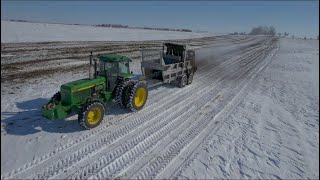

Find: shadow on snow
<box><xmin>1</xmin><ymin>98</ymin><xmax>133</xmax><ymax>136</ymax></box>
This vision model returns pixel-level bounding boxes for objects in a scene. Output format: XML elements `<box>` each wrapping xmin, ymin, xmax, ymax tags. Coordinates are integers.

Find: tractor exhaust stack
<box><xmin>94</xmin><ymin>58</ymin><xmax>98</xmax><ymax>78</ymax></box>
<box><xmin>89</xmin><ymin>52</ymin><xmax>94</xmax><ymax>79</ymax></box>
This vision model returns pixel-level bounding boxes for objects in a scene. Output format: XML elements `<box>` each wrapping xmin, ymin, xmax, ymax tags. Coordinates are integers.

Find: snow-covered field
<box><xmin>180</xmin><ymin>38</ymin><xmax>319</xmax><ymax>179</ymax></box>
<box><xmin>1</xmin><ymin>35</ymin><xmax>318</xmax><ymax>179</ymax></box>
<box><xmin>1</xmin><ymin>21</ymin><xmax>220</xmax><ymax>43</ymax></box>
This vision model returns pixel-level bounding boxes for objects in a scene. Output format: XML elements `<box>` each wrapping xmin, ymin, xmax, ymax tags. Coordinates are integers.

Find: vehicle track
<box><xmin>112</xmin><ymin>39</ymin><xmax>278</xmax><ymax>179</ymax></box>
<box><xmin>157</xmin><ymin>40</ymin><xmax>279</xmax><ymax>179</ymax></box>
<box><xmin>43</xmin><ymin>39</ymin><xmax>275</xmax><ymax>179</ymax></box>
<box><xmin>1</xmin><ymin>36</ymin><xmax>272</xmax><ymax>180</ymax></box>
<box><xmin>14</xmin><ymin>45</ymin><xmax>249</xmax><ymax>179</ymax></box>
<box><xmin>56</xmin><ymin>51</ymin><xmax>256</xmax><ymax>179</ymax></box>
<box><xmin>1</xmin><ymin>48</ymin><xmax>239</xmax><ymax>179</ymax></box>
<box><xmin>1</xmin><ymin>37</ymin><xmax>265</xmax><ymax>179</ymax></box>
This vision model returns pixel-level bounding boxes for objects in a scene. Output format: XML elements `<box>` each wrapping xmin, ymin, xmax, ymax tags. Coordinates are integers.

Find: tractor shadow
<box><xmin>1</xmin><ymin>98</ymin><xmax>84</xmax><ymax>136</ymax></box>
<box><xmin>105</xmin><ymin>101</ymin><xmax>132</xmax><ymax>116</ymax></box>
<box><xmin>1</xmin><ymin>84</ymin><xmax>177</xmax><ymax>136</ymax></box>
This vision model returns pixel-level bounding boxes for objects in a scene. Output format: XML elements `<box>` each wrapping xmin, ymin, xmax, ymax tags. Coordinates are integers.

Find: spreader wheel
<box><xmin>78</xmin><ymin>101</ymin><xmax>105</xmax><ymax>129</ymax></box>
<box><xmin>177</xmin><ymin>75</ymin><xmax>187</xmax><ymax>88</ymax></box>
<box><xmin>187</xmin><ymin>73</ymin><xmax>193</xmax><ymax>85</ymax></box>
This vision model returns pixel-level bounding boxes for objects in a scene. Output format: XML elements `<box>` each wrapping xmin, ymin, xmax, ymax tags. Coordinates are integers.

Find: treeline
<box><xmin>95</xmin><ymin>24</ymin><xmax>192</xmax><ymax>32</ymax></box>
<box><xmin>229</xmin><ymin>32</ymin><xmax>247</xmax><ymax>35</ymax></box>
<box><xmin>228</xmin><ymin>26</ymin><xmax>277</xmax><ymax>36</ymax></box>
<box><xmin>140</xmin><ymin>27</ymin><xmax>192</xmax><ymax>32</ymax></box>
<box><xmin>95</xmin><ymin>24</ymin><xmax>129</xmax><ymax>28</ymax></box>
<box><xmin>7</xmin><ymin>19</ymin><xmax>29</xmax><ymax>22</ymax></box>
<box><xmin>248</xmin><ymin>26</ymin><xmax>276</xmax><ymax>36</ymax></box>
<box><xmin>5</xmin><ymin>19</ymin><xmax>193</xmax><ymax>32</ymax></box>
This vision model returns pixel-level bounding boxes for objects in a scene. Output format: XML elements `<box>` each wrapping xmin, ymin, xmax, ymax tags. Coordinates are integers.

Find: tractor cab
<box><xmin>98</xmin><ymin>54</ymin><xmax>133</xmax><ymax>91</ymax></box>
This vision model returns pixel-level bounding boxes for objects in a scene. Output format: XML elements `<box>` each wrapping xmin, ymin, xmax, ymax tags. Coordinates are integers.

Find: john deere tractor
<box><xmin>42</xmin><ymin>53</ymin><xmax>148</xmax><ymax>129</ymax></box>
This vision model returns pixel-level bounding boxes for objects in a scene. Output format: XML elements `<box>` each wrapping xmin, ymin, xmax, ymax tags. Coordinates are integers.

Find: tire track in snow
<box><xmin>63</xmin><ymin>56</ymin><xmax>250</xmax><ymax>179</ymax></box>
<box><xmin>116</xmin><ymin>40</ymin><xmax>278</xmax><ymax>179</ymax></box>
<box><xmin>28</xmin><ymin>47</ymin><xmax>253</xmax><ymax>179</ymax></box>
<box><xmin>0</xmin><ymin>47</ymin><xmax>236</xmax><ymax>180</ymax></box>
<box><xmin>158</xmin><ymin>41</ymin><xmax>279</xmax><ymax>179</ymax></box>
<box><xmin>1</xmin><ymin>37</ymin><xmax>268</xmax><ymax>180</ymax></box>
<box><xmin>34</xmin><ymin>39</ymin><xmax>270</xmax><ymax>178</ymax></box>
<box><xmin>74</xmin><ymin>37</ymin><xmax>276</xmax><ymax>178</ymax></box>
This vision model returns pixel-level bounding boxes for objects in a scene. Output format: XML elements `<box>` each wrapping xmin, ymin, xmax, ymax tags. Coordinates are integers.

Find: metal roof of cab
<box><xmin>99</xmin><ymin>54</ymin><xmax>129</xmax><ymax>62</ymax></box>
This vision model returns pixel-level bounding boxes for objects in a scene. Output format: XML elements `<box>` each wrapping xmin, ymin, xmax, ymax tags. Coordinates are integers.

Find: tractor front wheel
<box><xmin>78</xmin><ymin>101</ymin><xmax>105</xmax><ymax>129</ymax></box>
<box><xmin>125</xmin><ymin>81</ymin><xmax>148</xmax><ymax>111</ymax></box>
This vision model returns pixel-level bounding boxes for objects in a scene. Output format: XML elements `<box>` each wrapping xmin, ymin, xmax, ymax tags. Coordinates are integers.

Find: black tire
<box><xmin>112</xmin><ymin>77</ymin><xmax>124</xmax><ymax>97</ymax></box>
<box><xmin>78</xmin><ymin>101</ymin><xmax>105</xmax><ymax>129</ymax></box>
<box><xmin>115</xmin><ymin>79</ymin><xmax>134</xmax><ymax>108</ymax></box>
<box><xmin>187</xmin><ymin>73</ymin><xmax>193</xmax><ymax>85</ymax></box>
<box><xmin>125</xmin><ymin>81</ymin><xmax>148</xmax><ymax>111</ymax></box>
<box><xmin>177</xmin><ymin>75</ymin><xmax>187</xmax><ymax>88</ymax></box>
<box><xmin>51</xmin><ymin>92</ymin><xmax>61</xmax><ymax>101</ymax></box>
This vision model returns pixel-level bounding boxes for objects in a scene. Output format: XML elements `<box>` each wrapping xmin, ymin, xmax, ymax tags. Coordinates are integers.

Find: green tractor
<box><xmin>42</xmin><ymin>52</ymin><xmax>148</xmax><ymax>129</ymax></box>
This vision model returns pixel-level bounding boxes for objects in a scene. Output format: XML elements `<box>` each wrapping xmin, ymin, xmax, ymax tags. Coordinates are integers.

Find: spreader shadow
<box><xmin>1</xmin><ymin>98</ymin><xmax>85</xmax><ymax>136</ymax></box>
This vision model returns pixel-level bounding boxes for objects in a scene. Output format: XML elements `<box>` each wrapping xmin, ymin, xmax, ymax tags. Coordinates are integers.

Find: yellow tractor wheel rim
<box><xmin>87</xmin><ymin>107</ymin><xmax>102</xmax><ymax>125</ymax></box>
<box><xmin>134</xmin><ymin>87</ymin><xmax>147</xmax><ymax>108</ymax></box>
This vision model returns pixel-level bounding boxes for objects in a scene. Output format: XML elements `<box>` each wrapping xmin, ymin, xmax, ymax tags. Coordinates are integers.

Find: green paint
<box><xmin>119</xmin><ymin>73</ymin><xmax>134</xmax><ymax>79</ymax></box>
<box><xmin>62</xmin><ymin>76</ymin><xmax>105</xmax><ymax>92</ymax></box>
<box><xmin>42</xmin><ymin>102</ymin><xmax>68</xmax><ymax>120</ymax></box>
<box><xmin>99</xmin><ymin>54</ymin><xmax>130</xmax><ymax>62</ymax></box>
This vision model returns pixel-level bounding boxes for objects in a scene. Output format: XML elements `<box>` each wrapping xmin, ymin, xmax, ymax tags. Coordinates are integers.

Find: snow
<box><xmin>179</xmin><ymin>38</ymin><xmax>319</xmax><ymax>179</ymax></box>
<box><xmin>1</xmin><ymin>21</ymin><xmax>219</xmax><ymax>43</ymax></box>
<box><xmin>1</xmin><ymin>37</ymin><xmax>318</xmax><ymax>179</ymax></box>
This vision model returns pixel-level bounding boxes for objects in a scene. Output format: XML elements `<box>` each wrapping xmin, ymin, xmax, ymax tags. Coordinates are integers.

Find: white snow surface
<box><xmin>1</xmin><ymin>21</ymin><xmax>219</xmax><ymax>43</ymax></box>
<box><xmin>1</xmin><ymin>37</ymin><xmax>318</xmax><ymax>179</ymax></box>
<box><xmin>180</xmin><ymin>38</ymin><xmax>319</xmax><ymax>179</ymax></box>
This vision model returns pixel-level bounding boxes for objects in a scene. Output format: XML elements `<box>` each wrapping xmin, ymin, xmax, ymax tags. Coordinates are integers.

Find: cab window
<box><xmin>119</xmin><ymin>62</ymin><xmax>129</xmax><ymax>74</ymax></box>
<box><xmin>100</xmin><ymin>62</ymin><xmax>118</xmax><ymax>76</ymax></box>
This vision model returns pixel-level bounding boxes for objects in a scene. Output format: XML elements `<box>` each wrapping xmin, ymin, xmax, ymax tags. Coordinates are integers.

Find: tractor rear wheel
<box><xmin>177</xmin><ymin>75</ymin><xmax>187</xmax><ymax>88</ymax></box>
<box><xmin>115</xmin><ymin>79</ymin><xmax>134</xmax><ymax>108</ymax></box>
<box><xmin>78</xmin><ymin>101</ymin><xmax>105</xmax><ymax>129</ymax></box>
<box><xmin>125</xmin><ymin>81</ymin><xmax>148</xmax><ymax>111</ymax></box>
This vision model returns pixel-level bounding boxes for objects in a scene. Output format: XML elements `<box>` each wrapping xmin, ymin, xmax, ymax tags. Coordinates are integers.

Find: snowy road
<box><xmin>1</xmin><ymin>37</ymin><xmax>318</xmax><ymax>179</ymax></box>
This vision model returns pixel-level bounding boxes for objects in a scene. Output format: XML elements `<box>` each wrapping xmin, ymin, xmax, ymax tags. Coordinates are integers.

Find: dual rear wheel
<box><xmin>126</xmin><ymin>81</ymin><xmax>148</xmax><ymax>111</ymax></box>
<box><xmin>116</xmin><ymin>80</ymin><xmax>148</xmax><ymax>111</ymax></box>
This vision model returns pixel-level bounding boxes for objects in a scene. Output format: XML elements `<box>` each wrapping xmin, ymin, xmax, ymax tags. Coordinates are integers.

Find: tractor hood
<box><xmin>61</xmin><ymin>76</ymin><xmax>106</xmax><ymax>92</ymax></box>
<box><xmin>119</xmin><ymin>73</ymin><xmax>134</xmax><ymax>79</ymax></box>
